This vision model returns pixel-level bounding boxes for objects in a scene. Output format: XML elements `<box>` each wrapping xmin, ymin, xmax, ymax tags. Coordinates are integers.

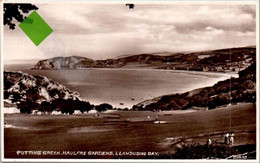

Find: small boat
<box><xmin>154</xmin><ymin>121</ymin><xmax>167</xmax><ymax>124</ymax></box>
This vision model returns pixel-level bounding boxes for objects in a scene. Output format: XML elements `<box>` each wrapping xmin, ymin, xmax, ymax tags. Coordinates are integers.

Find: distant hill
<box><xmin>133</xmin><ymin>62</ymin><xmax>256</xmax><ymax>111</ymax></box>
<box><xmin>33</xmin><ymin>46</ymin><xmax>256</xmax><ymax>73</ymax></box>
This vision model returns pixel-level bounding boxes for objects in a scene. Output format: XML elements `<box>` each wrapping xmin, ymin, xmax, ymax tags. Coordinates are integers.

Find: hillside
<box><xmin>33</xmin><ymin>46</ymin><xmax>256</xmax><ymax>73</ymax></box>
<box><xmin>133</xmin><ymin>62</ymin><xmax>256</xmax><ymax>111</ymax></box>
<box><xmin>33</xmin><ymin>56</ymin><xmax>96</xmax><ymax>69</ymax></box>
<box><xmin>3</xmin><ymin>71</ymin><xmax>98</xmax><ymax>114</ymax></box>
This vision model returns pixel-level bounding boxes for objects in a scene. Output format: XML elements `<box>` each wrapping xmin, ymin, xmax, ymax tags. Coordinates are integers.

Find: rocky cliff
<box><xmin>33</xmin><ymin>56</ymin><xmax>125</xmax><ymax>69</ymax></box>
<box><xmin>33</xmin><ymin>56</ymin><xmax>95</xmax><ymax>69</ymax></box>
<box><xmin>4</xmin><ymin>71</ymin><xmax>81</xmax><ymax>104</ymax></box>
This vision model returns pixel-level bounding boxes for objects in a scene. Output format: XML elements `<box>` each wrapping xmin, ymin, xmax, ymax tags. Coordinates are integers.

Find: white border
<box><xmin>0</xmin><ymin>0</ymin><xmax>259</xmax><ymax>162</ymax></box>
<box><xmin>256</xmin><ymin>1</ymin><xmax>259</xmax><ymax>162</ymax></box>
<box><xmin>1</xmin><ymin>0</ymin><xmax>4</xmax><ymax>162</ymax></box>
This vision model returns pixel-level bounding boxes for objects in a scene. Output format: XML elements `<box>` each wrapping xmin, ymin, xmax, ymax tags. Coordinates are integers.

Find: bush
<box><xmin>52</xmin><ymin>99</ymin><xmax>74</xmax><ymax>114</ymax></box>
<box><xmin>172</xmin><ymin>143</ymin><xmax>234</xmax><ymax>159</ymax></box>
<box><xmin>95</xmin><ymin>103</ymin><xmax>113</xmax><ymax>112</ymax></box>
<box><xmin>51</xmin><ymin>99</ymin><xmax>94</xmax><ymax>114</ymax></box>
<box><xmin>78</xmin><ymin>101</ymin><xmax>94</xmax><ymax>113</ymax></box>
<box><xmin>11</xmin><ymin>92</ymin><xmax>21</xmax><ymax>103</ymax></box>
<box><xmin>17</xmin><ymin>99</ymin><xmax>38</xmax><ymax>114</ymax></box>
<box><xmin>4</xmin><ymin>91</ymin><xmax>10</xmax><ymax>99</ymax></box>
<box><xmin>39</xmin><ymin>101</ymin><xmax>53</xmax><ymax>113</ymax></box>
<box><xmin>25</xmin><ymin>88</ymin><xmax>43</xmax><ymax>102</ymax></box>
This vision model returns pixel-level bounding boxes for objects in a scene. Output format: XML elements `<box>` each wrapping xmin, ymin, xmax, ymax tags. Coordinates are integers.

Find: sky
<box><xmin>3</xmin><ymin>3</ymin><xmax>257</xmax><ymax>62</ymax></box>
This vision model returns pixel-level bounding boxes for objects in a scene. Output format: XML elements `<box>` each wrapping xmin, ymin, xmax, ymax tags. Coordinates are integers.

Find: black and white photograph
<box><xmin>1</xmin><ymin>1</ymin><xmax>259</xmax><ymax>161</ymax></box>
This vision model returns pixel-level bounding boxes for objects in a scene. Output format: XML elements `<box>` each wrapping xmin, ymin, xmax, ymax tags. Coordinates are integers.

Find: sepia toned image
<box><xmin>1</xmin><ymin>1</ymin><xmax>259</xmax><ymax>161</ymax></box>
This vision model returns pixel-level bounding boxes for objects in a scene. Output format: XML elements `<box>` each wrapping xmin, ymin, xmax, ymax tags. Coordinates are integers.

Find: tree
<box><xmin>78</xmin><ymin>101</ymin><xmax>94</xmax><ymax>113</ymax></box>
<box><xmin>51</xmin><ymin>99</ymin><xmax>94</xmax><ymax>115</ymax></box>
<box><xmin>4</xmin><ymin>91</ymin><xmax>10</xmax><ymax>99</ymax></box>
<box><xmin>4</xmin><ymin>3</ymin><xmax>38</xmax><ymax>30</ymax></box>
<box><xmin>95</xmin><ymin>103</ymin><xmax>113</xmax><ymax>112</ymax></box>
<box><xmin>52</xmin><ymin>99</ymin><xmax>64</xmax><ymax>111</ymax></box>
<box><xmin>39</xmin><ymin>101</ymin><xmax>53</xmax><ymax>113</ymax></box>
<box><xmin>239</xmin><ymin>62</ymin><xmax>256</xmax><ymax>81</ymax></box>
<box><xmin>11</xmin><ymin>92</ymin><xmax>21</xmax><ymax>103</ymax></box>
<box><xmin>25</xmin><ymin>87</ymin><xmax>43</xmax><ymax>102</ymax></box>
<box><xmin>17</xmin><ymin>99</ymin><xmax>38</xmax><ymax>114</ymax></box>
<box><xmin>51</xmin><ymin>99</ymin><xmax>74</xmax><ymax>114</ymax></box>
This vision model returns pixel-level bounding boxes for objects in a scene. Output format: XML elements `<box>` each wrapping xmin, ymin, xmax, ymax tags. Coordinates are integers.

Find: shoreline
<box><xmin>3</xmin><ymin>67</ymin><xmax>236</xmax><ymax>109</ymax></box>
<box><xmin>28</xmin><ymin>67</ymin><xmax>237</xmax><ymax>78</ymax></box>
<box><xmin>5</xmin><ymin>62</ymin><xmax>237</xmax><ymax>78</ymax></box>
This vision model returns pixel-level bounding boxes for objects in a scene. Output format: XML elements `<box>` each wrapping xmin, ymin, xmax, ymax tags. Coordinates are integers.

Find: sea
<box><xmin>4</xmin><ymin>63</ymin><xmax>235</xmax><ymax>108</ymax></box>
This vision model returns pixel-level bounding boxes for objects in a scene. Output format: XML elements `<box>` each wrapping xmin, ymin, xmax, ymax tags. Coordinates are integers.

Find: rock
<box><xmin>34</xmin><ymin>56</ymin><xmax>96</xmax><ymax>69</ymax></box>
<box><xmin>4</xmin><ymin>71</ymin><xmax>81</xmax><ymax>105</ymax></box>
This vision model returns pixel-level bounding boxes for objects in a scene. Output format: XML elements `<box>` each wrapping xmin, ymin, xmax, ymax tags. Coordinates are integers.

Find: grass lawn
<box><xmin>4</xmin><ymin>103</ymin><xmax>256</xmax><ymax>159</ymax></box>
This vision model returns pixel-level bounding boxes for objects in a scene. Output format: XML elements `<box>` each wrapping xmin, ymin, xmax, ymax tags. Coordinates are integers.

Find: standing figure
<box><xmin>224</xmin><ymin>133</ymin><xmax>229</xmax><ymax>145</ymax></box>
<box><xmin>207</xmin><ymin>138</ymin><xmax>212</xmax><ymax>146</ymax></box>
<box><xmin>230</xmin><ymin>132</ymin><xmax>234</xmax><ymax>145</ymax></box>
<box><xmin>155</xmin><ymin>115</ymin><xmax>159</xmax><ymax>121</ymax></box>
<box><xmin>207</xmin><ymin>137</ymin><xmax>212</xmax><ymax>156</ymax></box>
<box><xmin>95</xmin><ymin>113</ymin><xmax>100</xmax><ymax>117</ymax></box>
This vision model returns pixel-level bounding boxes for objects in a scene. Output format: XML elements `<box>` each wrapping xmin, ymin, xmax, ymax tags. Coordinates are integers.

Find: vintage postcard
<box><xmin>1</xmin><ymin>0</ymin><xmax>259</xmax><ymax>162</ymax></box>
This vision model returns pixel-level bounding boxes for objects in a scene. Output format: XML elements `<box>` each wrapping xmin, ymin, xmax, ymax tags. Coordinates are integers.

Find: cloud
<box><xmin>236</xmin><ymin>31</ymin><xmax>255</xmax><ymax>37</ymax></box>
<box><xmin>239</xmin><ymin>5</ymin><xmax>256</xmax><ymax>18</ymax></box>
<box><xmin>205</xmin><ymin>26</ymin><xmax>224</xmax><ymax>35</ymax></box>
<box><xmin>4</xmin><ymin>3</ymin><xmax>256</xmax><ymax>61</ymax></box>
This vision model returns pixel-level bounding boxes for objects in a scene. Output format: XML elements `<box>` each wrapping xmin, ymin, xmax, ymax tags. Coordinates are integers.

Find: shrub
<box><xmin>4</xmin><ymin>91</ymin><xmax>10</xmax><ymax>99</ymax></box>
<box><xmin>51</xmin><ymin>99</ymin><xmax>94</xmax><ymax>114</ymax></box>
<box><xmin>11</xmin><ymin>92</ymin><xmax>21</xmax><ymax>103</ymax></box>
<box><xmin>95</xmin><ymin>103</ymin><xmax>113</xmax><ymax>112</ymax></box>
<box><xmin>172</xmin><ymin>143</ymin><xmax>234</xmax><ymax>159</ymax></box>
<box><xmin>39</xmin><ymin>101</ymin><xmax>53</xmax><ymax>113</ymax></box>
<box><xmin>78</xmin><ymin>101</ymin><xmax>94</xmax><ymax>113</ymax></box>
<box><xmin>17</xmin><ymin>99</ymin><xmax>38</xmax><ymax>114</ymax></box>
